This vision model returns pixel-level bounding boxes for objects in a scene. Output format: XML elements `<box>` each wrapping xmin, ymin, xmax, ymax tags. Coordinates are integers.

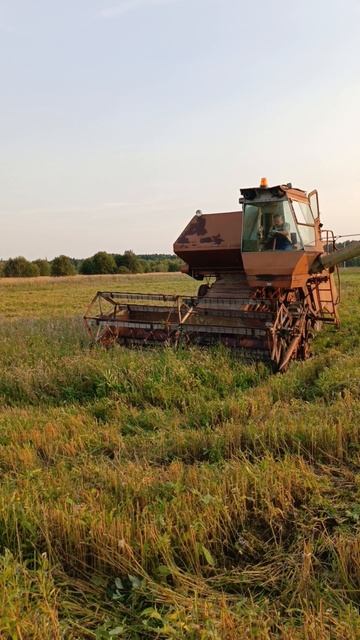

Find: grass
<box><xmin>0</xmin><ymin>271</ymin><xmax>359</xmax><ymax>639</ymax></box>
<box><xmin>0</xmin><ymin>273</ymin><xmax>197</xmax><ymax>319</ymax></box>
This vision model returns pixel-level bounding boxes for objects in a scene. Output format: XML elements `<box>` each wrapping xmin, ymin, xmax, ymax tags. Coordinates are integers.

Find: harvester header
<box><xmin>84</xmin><ymin>180</ymin><xmax>360</xmax><ymax>371</ymax></box>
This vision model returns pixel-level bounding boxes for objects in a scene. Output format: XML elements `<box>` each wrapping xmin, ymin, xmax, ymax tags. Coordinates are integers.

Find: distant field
<box><xmin>0</xmin><ymin>271</ymin><xmax>360</xmax><ymax>639</ymax></box>
<box><xmin>0</xmin><ymin>272</ymin><xmax>197</xmax><ymax>318</ymax></box>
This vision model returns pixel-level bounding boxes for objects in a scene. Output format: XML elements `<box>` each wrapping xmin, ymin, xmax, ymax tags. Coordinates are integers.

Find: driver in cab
<box><xmin>266</xmin><ymin>213</ymin><xmax>292</xmax><ymax>250</ymax></box>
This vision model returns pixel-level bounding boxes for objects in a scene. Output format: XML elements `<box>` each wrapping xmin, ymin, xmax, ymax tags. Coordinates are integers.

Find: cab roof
<box><xmin>240</xmin><ymin>183</ymin><xmax>308</xmax><ymax>204</ymax></box>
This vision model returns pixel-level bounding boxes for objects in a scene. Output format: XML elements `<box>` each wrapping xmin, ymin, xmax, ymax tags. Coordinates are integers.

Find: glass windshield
<box><xmin>242</xmin><ymin>200</ymin><xmax>300</xmax><ymax>252</ymax></box>
<box><xmin>291</xmin><ymin>200</ymin><xmax>314</xmax><ymax>225</ymax></box>
<box><xmin>290</xmin><ymin>201</ymin><xmax>316</xmax><ymax>247</ymax></box>
<box><xmin>297</xmin><ymin>224</ymin><xmax>316</xmax><ymax>247</ymax></box>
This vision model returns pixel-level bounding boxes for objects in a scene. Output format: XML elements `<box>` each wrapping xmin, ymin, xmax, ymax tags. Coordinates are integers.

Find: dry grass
<box><xmin>0</xmin><ymin>271</ymin><xmax>359</xmax><ymax>638</ymax></box>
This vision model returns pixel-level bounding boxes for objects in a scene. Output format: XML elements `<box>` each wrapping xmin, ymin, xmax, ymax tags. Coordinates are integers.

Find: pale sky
<box><xmin>1</xmin><ymin>0</ymin><xmax>359</xmax><ymax>259</ymax></box>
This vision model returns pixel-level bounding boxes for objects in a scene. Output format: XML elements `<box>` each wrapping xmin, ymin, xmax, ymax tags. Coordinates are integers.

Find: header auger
<box><xmin>84</xmin><ymin>180</ymin><xmax>360</xmax><ymax>371</ymax></box>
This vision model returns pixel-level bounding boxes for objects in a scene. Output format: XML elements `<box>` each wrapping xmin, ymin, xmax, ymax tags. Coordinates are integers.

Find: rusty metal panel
<box><xmin>174</xmin><ymin>211</ymin><xmax>244</xmax><ymax>272</ymax></box>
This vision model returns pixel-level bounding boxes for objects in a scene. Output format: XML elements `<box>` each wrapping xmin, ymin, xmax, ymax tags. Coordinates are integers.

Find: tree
<box><xmin>80</xmin><ymin>252</ymin><xmax>117</xmax><ymax>275</ymax></box>
<box><xmin>4</xmin><ymin>257</ymin><xmax>39</xmax><ymax>277</ymax></box>
<box><xmin>168</xmin><ymin>259</ymin><xmax>182</xmax><ymax>272</ymax></box>
<box><xmin>51</xmin><ymin>255</ymin><xmax>77</xmax><ymax>276</ymax></box>
<box><xmin>122</xmin><ymin>250</ymin><xmax>141</xmax><ymax>273</ymax></box>
<box><xmin>138</xmin><ymin>259</ymin><xmax>150</xmax><ymax>273</ymax></box>
<box><xmin>92</xmin><ymin>251</ymin><xmax>117</xmax><ymax>274</ymax></box>
<box><xmin>33</xmin><ymin>259</ymin><xmax>51</xmax><ymax>276</ymax></box>
<box><xmin>80</xmin><ymin>257</ymin><xmax>95</xmax><ymax>275</ymax></box>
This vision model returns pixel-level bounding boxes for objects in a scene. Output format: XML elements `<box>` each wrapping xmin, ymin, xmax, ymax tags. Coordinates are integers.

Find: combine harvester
<box><xmin>84</xmin><ymin>179</ymin><xmax>360</xmax><ymax>371</ymax></box>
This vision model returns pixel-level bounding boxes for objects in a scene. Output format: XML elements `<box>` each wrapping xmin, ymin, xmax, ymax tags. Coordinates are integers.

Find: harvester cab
<box><xmin>175</xmin><ymin>181</ymin><xmax>324</xmax><ymax>290</ymax></box>
<box><xmin>84</xmin><ymin>179</ymin><xmax>360</xmax><ymax>371</ymax></box>
<box><xmin>241</xmin><ymin>181</ymin><xmax>320</xmax><ymax>254</ymax></box>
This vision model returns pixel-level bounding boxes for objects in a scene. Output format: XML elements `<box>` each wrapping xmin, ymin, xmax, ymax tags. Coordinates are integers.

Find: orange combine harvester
<box><xmin>84</xmin><ymin>179</ymin><xmax>360</xmax><ymax>371</ymax></box>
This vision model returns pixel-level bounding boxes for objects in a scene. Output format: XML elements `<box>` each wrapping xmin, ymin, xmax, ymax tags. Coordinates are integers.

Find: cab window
<box><xmin>291</xmin><ymin>201</ymin><xmax>314</xmax><ymax>225</ymax></box>
<box><xmin>298</xmin><ymin>225</ymin><xmax>316</xmax><ymax>247</ymax></box>
<box><xmin>242</xmin><ymin>200</ymin><xmax>300</xmax><ymax>252</ymax></box>
<box><xmin>291</xmin><ymin>201</ymin><xmax>316</xmax><ymax>247</ymax></box>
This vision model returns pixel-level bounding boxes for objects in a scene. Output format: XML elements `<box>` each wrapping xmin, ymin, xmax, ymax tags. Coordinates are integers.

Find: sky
<box><xmin>0</xmin><ymin>0</ymin><xmax>359</xmax><ymax>259</ymax></box>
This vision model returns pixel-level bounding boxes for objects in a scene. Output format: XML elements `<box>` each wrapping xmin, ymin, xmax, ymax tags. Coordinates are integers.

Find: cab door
<box><xmin>308</xmin><ymin>190</ymin><xmax>320</xmax><ymax>220</ymax></box>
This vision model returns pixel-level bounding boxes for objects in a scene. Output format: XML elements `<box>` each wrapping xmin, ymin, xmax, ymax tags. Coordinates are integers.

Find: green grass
<box><xmin>0</xmin><ymin>273</ymin><xmax>197</xmax><ymax>318</ymax></box>
<box><xmin>0</xmin><ymin>271</ymin><xmax>360</xmax><ymax>639</ymax></box>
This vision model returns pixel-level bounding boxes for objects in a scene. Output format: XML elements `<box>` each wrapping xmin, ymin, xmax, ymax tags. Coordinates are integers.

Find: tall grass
<box><xmin>0</xmin><ymin>272</ymin><xmax>360</xmax><ymax>638</ymax></box>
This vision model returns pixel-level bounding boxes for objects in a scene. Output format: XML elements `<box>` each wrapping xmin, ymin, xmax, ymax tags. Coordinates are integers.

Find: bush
<box><xmin>32</xmin><ymin>259</ymin><xmax>51</xmax><ymax>276</ymax></box>
<box><xmin>122</xmin><ymin>250</ymin><xmax>141</xmax><ymax>273</ymax></box>
<box><xmin>80</xmin><ymin>252</ymin><xmax>117</xmax><ymax>275</ymax></box>
<box><xmin>51</xmin><ymin>256</ymin><xmax>77</xmax><ymax>277</ymax></box>
<box><xmin>4</xmin><ymin>257</ymin><xmax>40</xmax><ymax>278</ymax></box>
<box><xmin>80</xmin><ymin>257</ymin><xmax>95</xmax><ymax>275</ymax></box>
<box><xmin>168</xmin><ymin>260</ymin><xmax>181</xmax><ymax>272</ymax></box>
<box><xmin>140</xmin><ymin>260</ymin><xmax>151</xmax><ymax>273</ymax></box>
<box><xmin>94</xmin><ymin>251</ymin><xmax>117</xmax><ymax>274</ymax></box>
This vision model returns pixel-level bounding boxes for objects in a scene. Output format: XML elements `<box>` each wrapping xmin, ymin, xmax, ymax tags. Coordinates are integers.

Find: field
<box><xmin>0</xmin><ymin>271</ymin><xmax>360</xmax><ymax>639</ymax></box>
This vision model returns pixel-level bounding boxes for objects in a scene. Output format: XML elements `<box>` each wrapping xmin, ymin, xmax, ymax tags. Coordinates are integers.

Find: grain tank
<box><xmin>84</xmin><ymin>180</ymin><xmax>360</xmax><ymax>371</ymax></box>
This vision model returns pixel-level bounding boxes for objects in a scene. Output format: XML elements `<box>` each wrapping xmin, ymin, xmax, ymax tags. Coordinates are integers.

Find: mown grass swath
<box><xmin>0</xmin><ymin>272</ymin><xmax>360</xmax><ymax>639</ymax></box>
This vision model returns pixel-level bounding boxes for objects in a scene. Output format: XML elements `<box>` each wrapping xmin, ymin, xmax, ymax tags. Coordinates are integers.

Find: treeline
<box><xmin>0</xmin><ymin>251</ymin><xmax>183</xmax><ymax>278</ymax></box>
